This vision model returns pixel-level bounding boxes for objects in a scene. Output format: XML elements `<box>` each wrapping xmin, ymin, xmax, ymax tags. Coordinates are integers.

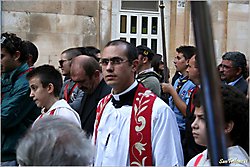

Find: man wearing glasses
<box><xmin>221</xmin><ymin>51</ymin><xmax>248</xmax><ymax>95</ymax></box>
<box><xmin>93</xmin><ymin>39</ymin><xmax>184</xmax><ymax>166</ymax></box>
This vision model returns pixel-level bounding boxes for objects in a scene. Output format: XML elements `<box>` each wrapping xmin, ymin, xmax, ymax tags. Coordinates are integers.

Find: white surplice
<box><xmin>93</xmin><ymin>81</ymin><xmax>184</xmax><ymax>166</ymax></box>
<box><xmin>33</xmin><ymin>99</ymin><xmax>81</xmax><ymax>127</ymax></box>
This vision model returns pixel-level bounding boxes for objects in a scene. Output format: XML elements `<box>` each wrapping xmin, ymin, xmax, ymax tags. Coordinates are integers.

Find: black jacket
<box><xmin>78</xmin><ymin>79</ymin><xmax>111</xmax><ymax>137</ymax></box>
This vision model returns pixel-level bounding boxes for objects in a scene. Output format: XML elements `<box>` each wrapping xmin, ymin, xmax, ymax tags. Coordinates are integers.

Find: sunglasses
<box><xmin>59</xmin><ymin>59</ymin><xmax>72</xmax><ymax>67</ymax></box>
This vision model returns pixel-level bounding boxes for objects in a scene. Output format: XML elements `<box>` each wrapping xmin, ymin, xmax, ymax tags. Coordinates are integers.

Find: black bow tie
<box><xmin>111</xmin><ymin>85</ymin><xmax>138</xmax><ymax>109</ymax></box>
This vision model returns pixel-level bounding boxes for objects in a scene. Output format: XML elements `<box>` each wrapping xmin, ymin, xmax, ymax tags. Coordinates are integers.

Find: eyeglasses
<box><xmin>99</xmin><ymin>57</ymin><xmax>129</xmax><ymax>66</ymax></box>
<box><xmin>59</xmin><ymin>59</ymin><xmax>72</xmax><ymax>67</ymax></box>
<box><xmin>221</xmin><ymin>64</ymin><xmax>235</xmax><ymax>70</ymax></box>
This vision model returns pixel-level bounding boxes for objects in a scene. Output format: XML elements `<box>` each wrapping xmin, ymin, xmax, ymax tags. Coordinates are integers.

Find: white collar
<box><xmin>112</xmin><ymin>80</ymin><xmax>138</xmax><ymax>101</ymax></box>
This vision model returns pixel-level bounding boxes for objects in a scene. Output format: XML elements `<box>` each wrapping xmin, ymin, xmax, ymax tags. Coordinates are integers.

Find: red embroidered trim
<box><xmin>129</xmin><ymin>84</ymin><xmax>156</xmax><ymax>166</ymax></box>
<box><xmin>94</xmin><ymin>84</ymin><xmax>156</xmax><ymax>166</ymax></box>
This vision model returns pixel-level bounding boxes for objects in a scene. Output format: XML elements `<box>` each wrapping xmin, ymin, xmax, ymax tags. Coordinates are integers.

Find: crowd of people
<box><xmin>1</xmin><ymin>32</ymin><xmax>249</xmax><ymax>166</ymax></box>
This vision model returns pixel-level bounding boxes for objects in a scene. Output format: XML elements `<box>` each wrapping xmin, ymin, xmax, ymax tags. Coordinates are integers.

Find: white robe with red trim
<box><xmin>186</xmin><ymin>145</ymin><xmax>249</xmax><ymax>166</ymax></box>
<box><xmin>33</xmin><ymin>99</ymin><xmax>81</xmax><ymax>127</ymax></box>
<box><xmin>93</xmin><ymin>81</ymin><xmax>184</xmax><ymax>166</ymax></box>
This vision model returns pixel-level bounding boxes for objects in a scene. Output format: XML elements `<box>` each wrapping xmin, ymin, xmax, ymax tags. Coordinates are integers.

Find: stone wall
<box><xmin>2</xmin><ymin>1</ymin><xmax>100</xmax><ymax>68</ymax></box>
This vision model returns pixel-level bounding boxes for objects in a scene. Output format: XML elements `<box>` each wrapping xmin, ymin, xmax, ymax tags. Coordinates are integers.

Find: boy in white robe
<box><xmin>26</xmin><ymin>65</ymin><xmax>81</xmax><ymax>127</ymax></box>
<box><xmin>187</xmin><ymin>85</ymin><xmax>249</xmax><ymax>166</ymax></box>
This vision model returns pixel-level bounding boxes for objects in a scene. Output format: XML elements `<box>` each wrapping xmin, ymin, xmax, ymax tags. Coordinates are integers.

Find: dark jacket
<box><xmin>233</xmin><ymin>77</ymin><xmax>248</xmax><ymax>96</ymax></box>
<box><xmin>1</xmin><ymin>63</ymin><xmax>40</xmax><ymax>162</ymax></box>
<box><xmin>78</xmin><ymin>79</ymin><xmax>111</xmax><ymax>137</ymax></box>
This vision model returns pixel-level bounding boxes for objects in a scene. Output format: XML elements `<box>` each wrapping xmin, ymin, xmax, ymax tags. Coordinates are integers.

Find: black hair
<box><xmin>193</xmin><ymin>85</ymin><xmax>249</xmax><ymax>153</ymax></box>
<box><xmin>1</xmin><ymin>32</ymin><xmax>27</xmax><ymax>63</ymax></box>
<box><xmin>136</xmin><ymin>45</ymin><xmax>155</xmax><ymax>61</ymax></box>
<box><xmin>104</xmin><ymin>39</ymin><xmax>138</xmax><ymax>64</ymax></box>
<box><xmin>61</xmin><ymin>47</ymin><xmax>82</xmax><ymax>60</ymax></box>
<box><xmin>176</xmin><ymin>45</ymin><xmax>196</xmax><ymax>60</ymax></box>
<box><xmin>75</xmin><ymin>46</ymin><xmax>100</xmax><ymax>62</ymax></box>
<box><xmin>23</xmin><ymin>40</ymin><xmax>39</xmax><ymax>64</ymax></box>
<box><xmin>26</xmin><ymin>65</ymin><xmax>63</xmax><ymax>97</ymax></box>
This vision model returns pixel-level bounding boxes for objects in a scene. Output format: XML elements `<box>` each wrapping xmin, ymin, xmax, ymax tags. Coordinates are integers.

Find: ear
<box><xmin>131</xmin><ymin>59</ymin><xmax>139</xmax><ymax>73</ymax></box>
<box><xmin>142</xmin><ymin>56</ymin><xmax>148</xmax><ymax>64</ymax></box>
<box><xmin>235</xmin><ymin>67</ymin><xmax>242</xmax><ymax>76</ymax></box>
<box><xmin>47</xmin><ymin>83</ymin><xmax>55</xmax><ymax>94</ymax></box>
<box><xmin>224</xmin><ymin>121</ymin><xmax>234</xmax><ymax>134</ymax></box>
<box><xmin>94</xmin><ymin>70</ymin><xmax>100</xmax><ymax>79</ymax></box>
<box><xmin>13</xmin><ymin>51</ymin><xmax>21</xmax><ymax>61</ymax></box>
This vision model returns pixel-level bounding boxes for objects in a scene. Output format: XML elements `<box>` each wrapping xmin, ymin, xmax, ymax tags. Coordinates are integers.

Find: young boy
<box><xmin>26</xmin><ymin>64</ymin><xmax>81</xmax><ymax>127</ymax></box>
<box><xmin>187</xmin><ymin>85</ymin><xmax>249</xmax><ymax>166</ymax></box>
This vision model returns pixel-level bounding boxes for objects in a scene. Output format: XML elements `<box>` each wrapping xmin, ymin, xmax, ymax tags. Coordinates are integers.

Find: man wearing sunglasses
<box><xmin>93</xmin><ymin>39</ymin><xmax>183</xmax><ymax>166</ymax></box>
<box><xmin>58</xmin><ymin>48</ymin><xmax>84</xmax><ymax>113</ymax></box>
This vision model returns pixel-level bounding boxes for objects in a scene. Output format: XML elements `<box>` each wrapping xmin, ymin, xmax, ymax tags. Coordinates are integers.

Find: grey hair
<box><xmin>16</xmin><ymin>116</ymin><xmax>94</xmax><ymax>166</ymax></box>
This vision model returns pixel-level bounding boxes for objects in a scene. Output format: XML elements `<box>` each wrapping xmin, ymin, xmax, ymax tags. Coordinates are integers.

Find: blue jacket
<box><xmin>1</xmin><ymin>63</ymin><xmax>40</xmax><ymax>162</ymax></box>
<box><xmin>169</xmin><ymin>75</ymin><xmax>195</xmax><ymax>131</ymax></box>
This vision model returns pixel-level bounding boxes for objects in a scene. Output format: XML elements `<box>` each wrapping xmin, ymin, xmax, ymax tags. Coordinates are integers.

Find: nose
<box><xmin>29</xmin><ymin>91</ymin><xmax>34</xmax><ymax>98</ymax></box>
<box><xmin>191</xmin><ymin>117</ymin><xmax>198</xmax><ymax>130</ymax></box>
<box><xmin>105</xmin><ymin>61</ymin><xmax>114</xmax><ymax>72</ymax></box>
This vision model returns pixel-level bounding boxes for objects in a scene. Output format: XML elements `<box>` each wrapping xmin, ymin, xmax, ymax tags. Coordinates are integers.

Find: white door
<box><xmin>112</xmin><ymin>0</ymin><xmax>163</xmax><ymax>54</ymax></box>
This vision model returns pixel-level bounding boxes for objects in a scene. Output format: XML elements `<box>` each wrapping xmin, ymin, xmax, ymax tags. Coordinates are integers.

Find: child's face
<box><xmin>191</xmin><ymin>106</ymin><xmax>207</xmax><ymax>146</ymax></box>
<box><xmin>29</xmin><ymin>76</ymin><xmax>49</xmax><ymax>108</ymax></box>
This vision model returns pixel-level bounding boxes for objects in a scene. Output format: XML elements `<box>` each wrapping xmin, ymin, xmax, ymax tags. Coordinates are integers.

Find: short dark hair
<box><xmin>176</xmin><ymin>45</ymin><xmax>196</xmax><ymax>60</ymax></box>
<box><xmin>23</xmin><ymin>40</ymin><xmax>39</xmax><ymax>64</ymax></box>
<box><xmin>1</xmin><ymin>32</ymin><xmax>27</xmax><ymax>63</ymax></box>
<box><xmin>136</xmin><ymin>45</ymin><xmax>155</xmax><ymax>61</ymax></box>
<box><xmin>26</xmin><ymin>65</ymin><xmax>62</xmax><ymax>97</ymax></box>
<box><xmin>222</xmin><ymin>51</ymin><xmax>247</xmax><ymax>76</ymax></box>
<box><xmin>193</xmin><ymin>84</ymin><xmax>249</xmax><ymax>153</ymax></box>
<box><xmin>16</xmin><ymin>116</ymin><xmax>94</xmax><ymax>166</ymax></box>
<box><xmin>104</xmin><ymin>39</ymin><xmax>138</xmax><ymax>64</ymax></box>
<box><xmin>61</xmin><ymin>47</ymin><xmax>82</xmax><ymax>60</ymax></box>
<box><xmin>75</xmin><ymin>46</ymin><xmax>100</xmax><ymax>61</ymax></box>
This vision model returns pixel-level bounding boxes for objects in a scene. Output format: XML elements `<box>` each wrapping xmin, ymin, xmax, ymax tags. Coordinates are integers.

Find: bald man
<box><xmin>71</xmin><ymin>55</ymin><xmax>111</xmax><ymax>136</ymax></box>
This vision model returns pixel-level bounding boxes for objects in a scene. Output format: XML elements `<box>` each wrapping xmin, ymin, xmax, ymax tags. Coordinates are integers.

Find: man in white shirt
<box><xmin>93</xmin><ymin>39</ymin><xmax>184</xmax><ymax>166</ymax></box>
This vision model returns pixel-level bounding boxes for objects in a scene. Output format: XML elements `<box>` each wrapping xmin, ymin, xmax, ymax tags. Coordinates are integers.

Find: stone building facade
<box><xmin>1</xmin><ymin>0</ymin><xmax>249</xmax><ymax>77</ymax></box>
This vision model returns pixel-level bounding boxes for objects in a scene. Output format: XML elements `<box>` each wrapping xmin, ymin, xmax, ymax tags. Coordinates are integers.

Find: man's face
<box><xmin>173</xmin><ymin>52</ymin><xmax>188</xmax><ymax>73</ymax></box>
<box><xmin>1</xmin><ymin>48</ymin><xmax>16</xmax><ymax>73</ymax></box>
<box><xmin>59</xmin><ymin>53</ymin><xmax>72</xmax><ymax>76</ymax></box>
<box><xmin>186</xmin><ymin>56</ymin><xmax>199</xmax><ymax>84</ymax></box>
<box><xmin>221</xmin><ymin>60</ymin><xmax>240</xmax><ymax>82</ymax></box>
<box><xmin>191</xmin><ymin>106</ymin><xmax>207</xmax><ymax>147</ymax></box>
<box><xmin>29</xmin><ymin>76</ymin><xmax>50</xmax><ymax>109</ymax></box>
<box><xmin>71</xmin><ymin>64</ymin><xmax>96</xmax><ymax>94</ymax></box>
<box><xmin>101</xmin><ymin>45</ymin><xmax>138</xmax><ymax>94</ymax></box>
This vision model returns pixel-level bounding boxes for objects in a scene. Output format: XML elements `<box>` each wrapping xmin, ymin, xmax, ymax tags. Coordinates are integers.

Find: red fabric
<box><xmin>64</xmin><ymin>82</ymin><xmax>78</xmax><ymax>102</ymax></box>
<box><xmin>94</xmin><ymin>94</ymin><xmax>112</xmax><ymax>144</ymax></box>
<box><xmin>38</xmin><ymin>108</ymin><xmax>56</xmax><ymax>119</ymax></box>
<box><xmin>190</xmin><ymin>86</ymin><xmax>199</xmax><ymax>113</ymax></box>
<box><xmin>194</xmin><ymin>154</ymin><xmax>203</xmax><ymax>166</ymax></box>
<box><xmin>94</xmin><ymin>84</ymin><xmax>156</xmax><ymax>166</ymax></box>
<box><xmin>129</xmin><ymin>84</ymin><xmax>156</xmax><ymax>166</ymax></box>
